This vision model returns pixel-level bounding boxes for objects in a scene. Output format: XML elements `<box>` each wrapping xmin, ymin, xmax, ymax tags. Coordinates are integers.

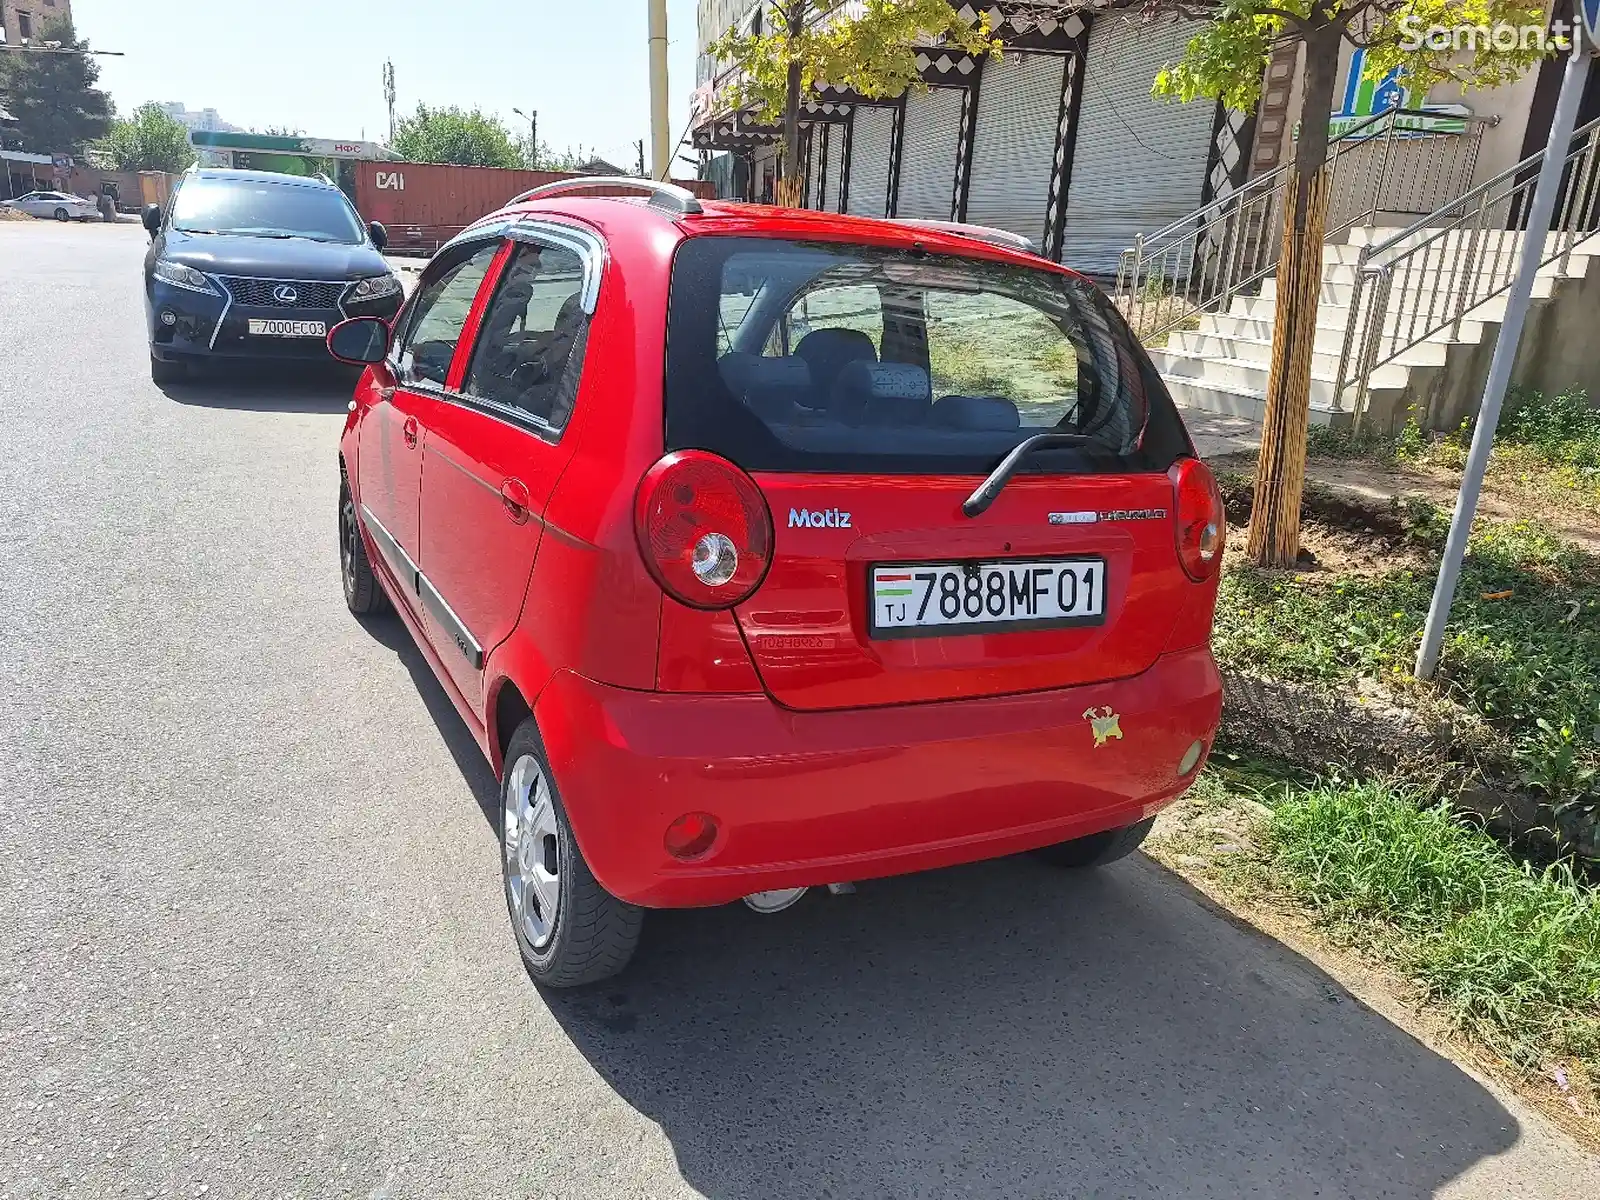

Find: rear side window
<box><xmin>463</xmin><ymin>241</ymin><xmax>590</xmax><ymax>434</ymax></box>
<box><xmin>666</xmin><ymin>237</ymin><xmax>1189</xmax><ymax>475</ymax></box>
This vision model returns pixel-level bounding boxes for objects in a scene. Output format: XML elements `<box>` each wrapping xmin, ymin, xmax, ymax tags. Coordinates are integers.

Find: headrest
<box><xmin>931</xmin><ymin>395</ymin><xmax>1022</xmax><ymax>431</ymax></box>
<box><xmin>830</xmin><ymin>361</ymin><xmax>932</xmax><ymax>426</ymax></box>
<box><xmin>718</xmin><ymin>353</ymin><xmax>813</xmax><ymax>420</ymax></box>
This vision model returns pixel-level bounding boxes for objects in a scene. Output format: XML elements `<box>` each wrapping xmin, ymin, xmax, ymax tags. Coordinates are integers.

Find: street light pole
<box><xmin>513</xmin><ymin>107</ymin><xmax>538</xmax><ymax>169</ymax></box>
<box><xmin>1413</xmin><ymin>35</ymin><xmax>1594</xmax><ymax>680</ymax></box>
<box><xmin>647</xmin><ymin>0</ymin><xmax>670</xmax><ymax>179</ymax></box>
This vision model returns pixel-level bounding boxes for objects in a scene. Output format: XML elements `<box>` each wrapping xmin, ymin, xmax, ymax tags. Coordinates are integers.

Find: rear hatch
<box><xmin>664</xmin><ymin>234</ymin><xmax>1196</xmax><ymax>712</ymax></box>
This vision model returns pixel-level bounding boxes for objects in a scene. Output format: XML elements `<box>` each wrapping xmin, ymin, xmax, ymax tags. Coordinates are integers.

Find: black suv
<box><xmin>142</xmin><ymin>168</ymin><xmax>404</xmax><ymax>384</ymax></box>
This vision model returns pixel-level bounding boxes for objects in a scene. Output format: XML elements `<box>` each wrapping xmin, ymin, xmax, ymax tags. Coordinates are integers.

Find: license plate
<box><xmin>247</xmin><ymin>319</ymin><xmax>326</xmax><ymax>338</ymax></box>
<box><xmin>870</xmin><ymin>558</ymin><xmax>1106</xmax><ymax>638</ymax></box>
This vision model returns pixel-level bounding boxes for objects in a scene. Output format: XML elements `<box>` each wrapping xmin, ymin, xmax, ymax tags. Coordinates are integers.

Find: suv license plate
<box><xmin>248</xmin><ymin>319</ymin><xmax>326</xmax><ymax>338</ymax></box>
<box><xmin>870</xmin><ymin>558</ymin><xmax>1106</xmax><ymax>639</ymax></box>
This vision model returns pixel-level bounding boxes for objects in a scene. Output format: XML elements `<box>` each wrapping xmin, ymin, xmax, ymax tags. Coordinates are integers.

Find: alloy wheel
<box><xmin>503</xmin><ymin>755</ymin><xmax>562</xmax><ymax>951</ymax></box>
<box><xmin>339</xmin><ymin>494</ymin><xmax>358</xmax><ymax>602</ymax></box>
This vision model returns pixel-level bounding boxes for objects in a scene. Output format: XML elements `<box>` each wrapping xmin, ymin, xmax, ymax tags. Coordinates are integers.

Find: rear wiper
<box><xmin>962</xmin><ymin>431</ymin><xmax>1093</xmax><ymax>518</ymax></box>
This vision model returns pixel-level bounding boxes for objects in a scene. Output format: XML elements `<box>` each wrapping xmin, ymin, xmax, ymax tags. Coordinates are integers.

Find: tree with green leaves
<box><xmin>0</xmin><ymin>18</ymin><xmax>112</xmax><ymax>154</ymax></box>
<box><xmin>1137</xmin><ymin>0</ymin><xmax>1550</xmax><ymax>565</ymax></box>
<box><xmin>391</xmin><ymin>104</ymin><xmax>523</xmax><ymax>168</ymax></box>
<box><xmin>709</xmin><ymin>0</ymin><xmax>1001</xmax><ymax>207</ymax></box>
<box><xmin>97</xmin><ymin>103</ymin><xmax>192</xmax><ymax>172</ymax></box>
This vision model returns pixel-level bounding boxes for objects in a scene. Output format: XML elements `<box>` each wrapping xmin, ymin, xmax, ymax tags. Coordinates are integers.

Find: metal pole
<box><xmin>1414</xmin><ymin>46</ymin><xmax>1591</xmax><ymax>681</ymax></box>
<box><xmin>648</xmin><ymin>0</ymin><xmax>672</xmax><ymax>180</ymax></box>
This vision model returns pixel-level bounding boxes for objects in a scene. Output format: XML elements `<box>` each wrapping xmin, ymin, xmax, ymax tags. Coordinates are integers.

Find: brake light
<box><xmin>635</xmin><ymin>450</ymin><xmax>774</xmax><ymax>610</ymax></box>
<box><xmin>1170</xmin><ymin>458</ymin><xmax>1225</xmax><ymax>581</ymax></box>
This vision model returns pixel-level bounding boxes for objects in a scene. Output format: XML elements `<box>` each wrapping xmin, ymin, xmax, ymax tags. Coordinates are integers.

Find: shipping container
<box><xmin>352</xmin><ymin>161</ymin><xmax>716</xmax><ymax>256</ymax></box>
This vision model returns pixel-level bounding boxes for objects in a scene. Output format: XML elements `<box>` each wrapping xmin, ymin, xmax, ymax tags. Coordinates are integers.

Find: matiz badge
<box><xmin>1084</xmin><ymin>706</ymin><xmax>1124</xmax><ymax>748</ymax></box>
<box><xmin>789</xmin><ymin>508</ymin><xmax>852</xmax><ymax>529</ymax></box>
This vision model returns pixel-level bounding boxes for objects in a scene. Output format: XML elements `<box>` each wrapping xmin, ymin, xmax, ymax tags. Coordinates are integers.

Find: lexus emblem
<box><xmin>272</xmin><ymin>284</ymin><xmax>298</xmax><ymax>304</ymax></box>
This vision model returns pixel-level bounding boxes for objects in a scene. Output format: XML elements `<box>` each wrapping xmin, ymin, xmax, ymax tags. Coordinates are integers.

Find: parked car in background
<box><xmin>141</xmin><ymin>167</ymin><xmax>402</xmax><ymax>384</ymax></box>
<box><xmin>328</xmin><ymin>181</ymin><xmax>1227</xmax><ymax>989</ymax></box>
<box><xmin>3</xmin><ymin>191</ymin><xmax>99</xmax><ymax>221</ymax></box>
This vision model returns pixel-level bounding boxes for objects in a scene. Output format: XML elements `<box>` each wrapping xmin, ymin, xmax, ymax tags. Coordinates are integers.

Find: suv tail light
<box><xmin>1170</xmin><ymin>458</ymin><xmax>1225</xmax><ymax>581</ymax></box>
<box><xmin>635</xmin><ymin>451</ymin><xmax>774</xmax><ymax>610</ymax></box>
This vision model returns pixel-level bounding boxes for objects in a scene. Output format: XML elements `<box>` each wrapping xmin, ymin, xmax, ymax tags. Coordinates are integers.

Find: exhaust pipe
<box><xmin>743</xmin><ymin>887</ymin><xmax>807</xmax><ymax>913</ymax></box>
<box><xmin>742</xmin><ymin>882</ymin><xmax>855</xmax><ymax>913</ymax></box>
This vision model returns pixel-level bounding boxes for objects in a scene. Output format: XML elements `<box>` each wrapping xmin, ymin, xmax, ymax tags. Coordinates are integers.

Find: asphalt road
<box><xmin>2</xmin><ymin>221</ymin><xmax>1596</xmax><ymax>1200</ymax></box>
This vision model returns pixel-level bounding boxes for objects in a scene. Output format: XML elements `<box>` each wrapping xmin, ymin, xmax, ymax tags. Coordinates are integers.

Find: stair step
<box><xmin>1229</xmin><ymin>276</ymin><xmax>1556</xmax><ymax>324</ymax></box>
<box><xmin>1165</xmin><ymin>330</ymin><xmax>1448</xmax><ymax>371</ymax></box>
<box><xmin>1315</xmin><ymin>255</ymin><xmax>1592</xmax><ymax>288</ymax></box>
<box><xmin>1147</xmin><ymin>351</ymin><xmax>1410</xmax><ymax>402</ymax></box>
<box><xmin>1346</xmin><ymin>225</ymin><xmax>1600</xmax><ymax>255</ymax></box>
<box><xmin>1158</xmin><ymin>375</ymin><xmax>1371</xmax><ymax>427</ymax></box>
<box><xmin>1192</xmin><ymin>311</ymin><xmax>1485</xmax><ymax>351</ymax></box>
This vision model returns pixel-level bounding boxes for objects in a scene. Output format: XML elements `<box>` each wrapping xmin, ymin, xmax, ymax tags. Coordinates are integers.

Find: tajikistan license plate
<box><xmin>870</xmin><ymin>558</ymin><xmax>1106</xmax><ymax>638</ymax></box>
<box><xmin>247</xmin><ymin>318</ymin><xmax>326</xmax><ymax>338</ymax></box>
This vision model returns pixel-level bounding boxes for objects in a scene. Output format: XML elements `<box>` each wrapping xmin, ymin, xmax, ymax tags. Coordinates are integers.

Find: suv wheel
<box><xmin>339</xmin><ymin>482</ymin><xmax>387</xmax><ymax>615</ymax></box>
<box><xmin>501</xmin><ymin>721</ymin><xmax>642</xmax><ymax>988</ymax></box>
<box><xmin>1035</xmin><ymin>816</ymin><xmax>1156</xmax><ymax>869</ymax></box>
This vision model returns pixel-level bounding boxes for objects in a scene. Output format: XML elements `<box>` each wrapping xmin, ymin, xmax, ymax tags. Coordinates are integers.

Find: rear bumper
<box><xmin>535</xmin><ymin>647</ymin><xmax>1223</xmax><ymax>908</ymax></box>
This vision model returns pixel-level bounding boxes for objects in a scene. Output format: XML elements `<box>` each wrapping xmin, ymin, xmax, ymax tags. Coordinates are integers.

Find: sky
<box><xmin>70</xmin><ymin>0</ymin><xmax>701</xmax><ymax>173</ymax></box>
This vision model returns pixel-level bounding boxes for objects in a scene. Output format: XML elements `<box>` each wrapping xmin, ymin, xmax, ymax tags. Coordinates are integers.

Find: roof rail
<box><xmin>507</xmin><ymin>176</ymin><xmax>703</xmax><ymax>216</ymax></box>
<box><xmin>894</xmin><ymin>219</ymin><xmax>1040</xmax><ymax>257</ymax></box>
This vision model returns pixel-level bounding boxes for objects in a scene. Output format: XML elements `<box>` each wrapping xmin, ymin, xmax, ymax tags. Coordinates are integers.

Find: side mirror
<box><xmin>327</xmin><ymin>316</ymin><xmax>391</xmax><ymax>365</ymax></box>
<box><xmin>141</xmin><ymin>204</ymin><xmax>162</xmax><ymax>236</ymax></box>
<box><xmin>367</xmin><ymin>221</ymin><xmax>388</xmax><ymax>251</ymax></box>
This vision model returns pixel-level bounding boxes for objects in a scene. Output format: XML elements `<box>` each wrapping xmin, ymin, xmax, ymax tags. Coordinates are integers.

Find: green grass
<box><xmin>1216</xmin><ymin>516</ymin><xmax>1600</xmax><ymax>810</ymax></box>
<box><xmin>1306</xmin><ymin>388</ymin><xmax>1600</xmax><ymax>512</ymax></box>
<box><xmin>1229</xmin><ymin>777</ymin><xmax>1600</xmax><ymax>1072</ymax></box>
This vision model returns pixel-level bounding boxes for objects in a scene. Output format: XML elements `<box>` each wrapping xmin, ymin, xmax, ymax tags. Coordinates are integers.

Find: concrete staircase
<box><xmin>1147</xmin><ymin>226</ymin><xmax>1600</xmax><ymax>434</ymax></box>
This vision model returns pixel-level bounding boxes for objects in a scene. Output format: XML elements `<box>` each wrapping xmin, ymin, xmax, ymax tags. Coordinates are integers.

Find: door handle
<box><xmin>402</xmin><ymin>416</ymin><xmax>419</xmax><ymax>449</ymax></box>
<box><xmin>500</xmin><ymin>478</ymin><xmax>531</xmax><ymax>524</ymax></box>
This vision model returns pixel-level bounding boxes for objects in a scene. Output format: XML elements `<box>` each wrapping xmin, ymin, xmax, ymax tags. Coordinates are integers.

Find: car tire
<box><xmin>1035</xmin><ymin>816</ymin><xmax>1156</xmax><ymax>869</ymax></box>
<box><xmin>338</xmin><ymin>481</ymin><xmax>387</xmax><ymax>615</ymax></box>
<box><xmin>500</xmin><ymin>720</ymin><xmax>642</xmax><ymax>989</ymax></box>
<box><xmin>53</xmin><ymin>207</ymin><xmax>69</xmax><ymax>222</ymax></box>
<box><xmin>149</xmin><ymin>353</ymin><xmax>188</xmax><ymax>385</ymax></box>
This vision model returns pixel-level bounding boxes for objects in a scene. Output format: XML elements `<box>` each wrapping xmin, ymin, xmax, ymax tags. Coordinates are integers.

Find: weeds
<box><xmin>1238</xmin><ymin>778</ymin><xmax>1600</xmax><ymax>1072</ymax></box>
<box><xmin>1216</xmin><ymin>518</ymin><xmax>1600</xmax><ymax>813</ymax></box>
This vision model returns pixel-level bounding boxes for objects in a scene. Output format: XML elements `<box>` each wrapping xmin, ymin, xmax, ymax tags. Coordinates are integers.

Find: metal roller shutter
<box><xmin>895</xmin><ymin>87</ymin><xmax>964</xmax><ymax>220</ymax></box>
<box><xmin>1060</xmin><ymin>17</ymin><xmax>1216</xmax><ymax>276</ymax></box>
<box><xmin>805</xmin><ymin>128</ymin><xmax>823</xmax><ymax>208</ymax></box>
<box><xmin>847</xmin><ymin>106</ymin><xmax>895</xmax><ymax>218</ymax></box>
<box><xmin>826</xmin><ymin>123</ymin><xmax>847</xmax><ymax>212</ymax></box>
<box><xmin>965</xmin><ymin>53</ymin><xmax>1067</xmax><ymax>245</ymax></box>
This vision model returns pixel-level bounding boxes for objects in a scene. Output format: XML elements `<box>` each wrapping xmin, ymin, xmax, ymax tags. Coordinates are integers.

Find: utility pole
<box><xmin>635</xmin><ymin>139</ymin><xmax>646</xmax><ymax>178</ymax></box>
<box><xmin>382</xmin><ymin>60</ymin><xmax>396</xmax><ymax>143</ymax></box>
<box><xmin>647</xmin><ymin>0</ymin><xmax>670</xmax><ymax>180</ymax></box>
<box><xmin>1415</xmin><ymin>19</ymin><xmax>1597</xmax><ymax>680</ymax></box>
<box><xmin>513</xmin><ymin>107</ymin><xmax>539</xmax><ymax>168</ymax></box>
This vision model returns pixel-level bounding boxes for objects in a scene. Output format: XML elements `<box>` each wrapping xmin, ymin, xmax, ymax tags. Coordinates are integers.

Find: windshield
<box><xmin>665</xmin><ymin>236</ymin><xmax>1190</xmax><ymax>476</ymax></box>
<box><xmin>170</xmin><ymin>178</ymin><xmax>366</xmax><ymax>244</ymax></box>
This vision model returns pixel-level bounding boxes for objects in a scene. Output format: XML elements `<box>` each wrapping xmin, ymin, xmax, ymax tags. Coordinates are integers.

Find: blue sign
<box><xmin>1583</xmin><ymin>0</ymin><xmax>1600</xmax><ymax>53</ymax></box>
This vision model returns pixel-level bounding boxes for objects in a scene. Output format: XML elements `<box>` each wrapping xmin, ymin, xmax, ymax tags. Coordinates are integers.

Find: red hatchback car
<box><xmin>329</xmin><ymin>179</ymin><xmax>1225</xmax><ymax>988</ymax></box>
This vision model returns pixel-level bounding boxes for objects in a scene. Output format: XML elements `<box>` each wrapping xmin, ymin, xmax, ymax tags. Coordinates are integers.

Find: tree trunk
<box><xmin>778</xmin><ymin>56</ymin><xmax>805</xmax><ymax>207</ymax></box>
<box><xmin>1247</xmin><ymin>21</ymin><xmax>1342</xmax><ymax>568</ymax></box>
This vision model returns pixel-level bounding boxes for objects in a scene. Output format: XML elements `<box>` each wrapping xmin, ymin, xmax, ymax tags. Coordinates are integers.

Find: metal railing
<box><xmin>1334</xmin><ymin>114</ymin><xmax>1600</xmax><ymax>426</ymax></box>
<box><xmin>1114</xmin><ymin>107</ymin><xmax>1493</xmax><ymax>343</ymax></box>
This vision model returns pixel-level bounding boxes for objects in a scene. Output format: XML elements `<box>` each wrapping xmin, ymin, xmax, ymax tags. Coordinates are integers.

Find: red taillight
<box><xmin>635</xmin><ymin>450</ymin><xmax>774</xmax><ymax>610</ymax></box>
<box><xmin>1170</xmin><ymin>458</ymin><xmax>1225</xmax><ymax>581</ymax></box>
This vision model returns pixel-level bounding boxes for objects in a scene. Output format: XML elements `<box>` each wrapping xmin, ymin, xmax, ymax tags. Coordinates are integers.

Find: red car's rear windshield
<box><xmin>664</xmin><ymin>235</ymin><xmax>1191</xmax><ymax>475</ymax></box>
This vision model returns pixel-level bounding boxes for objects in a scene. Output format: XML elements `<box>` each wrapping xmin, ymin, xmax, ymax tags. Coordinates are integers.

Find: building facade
<box><xmin>0</xmin><ymin>0</ymin><xmax>71</xmax><ymax>45</ymax></box>
<box><xmin>691</xmin><ymin>0</ymin><xmax>1595</xmax><ymax>277</ymax></box>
